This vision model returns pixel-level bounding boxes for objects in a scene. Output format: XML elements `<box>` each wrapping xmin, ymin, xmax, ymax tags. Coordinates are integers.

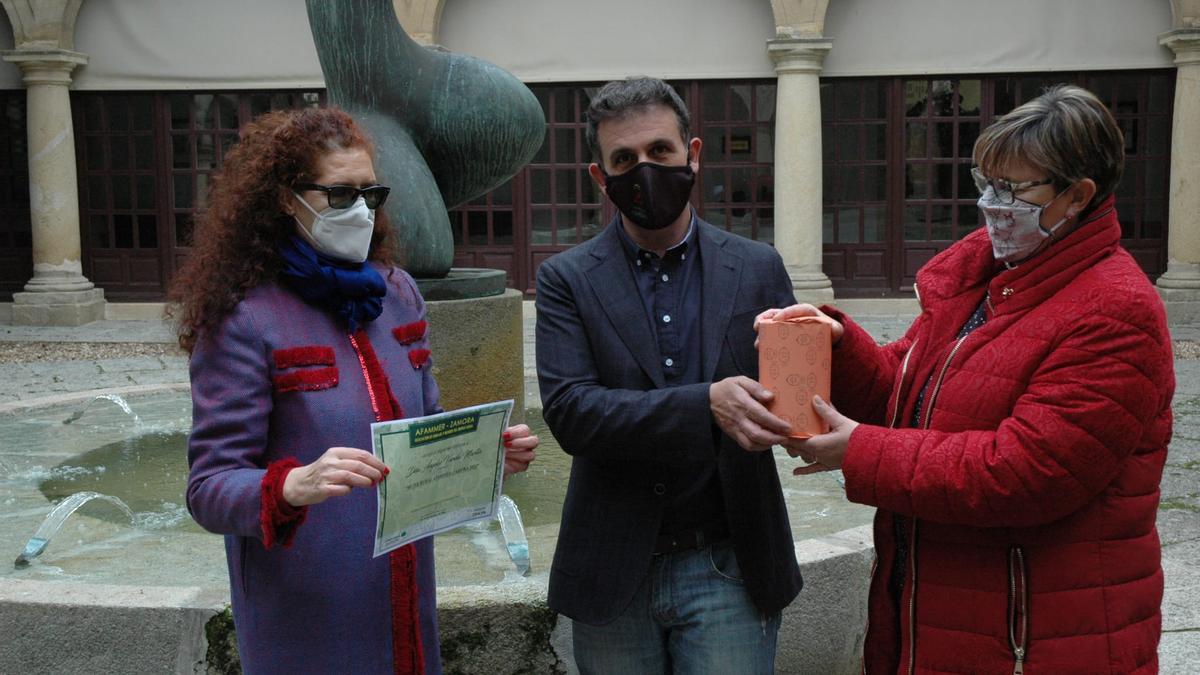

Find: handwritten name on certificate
<box><xmin>371</xmin><ymin>400</ymin><xmax>514</xmax><ymax>557</ymax></box>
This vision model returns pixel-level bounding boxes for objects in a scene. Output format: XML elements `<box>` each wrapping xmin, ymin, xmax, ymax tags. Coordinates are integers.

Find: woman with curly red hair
<box><xmin>172</xmin><ymin>106</ymin><xmax>537</xmax><ymax>674</ymax></box>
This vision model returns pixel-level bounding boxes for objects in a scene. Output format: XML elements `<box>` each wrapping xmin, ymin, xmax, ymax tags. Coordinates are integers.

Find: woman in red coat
<box><xmin>764</xmin><ymin>85</ymin><xmax>1173</xmax><ymax>673</ymax></box>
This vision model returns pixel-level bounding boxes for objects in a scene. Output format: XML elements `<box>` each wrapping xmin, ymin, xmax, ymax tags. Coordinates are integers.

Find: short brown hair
<box><xmin>973</xmin><ymin>85</ymin><xmax>1124</xmax><ymax>209</ymax></box>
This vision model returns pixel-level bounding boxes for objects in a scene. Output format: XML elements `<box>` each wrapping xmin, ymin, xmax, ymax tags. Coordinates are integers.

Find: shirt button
<box><xmin>681</xmin><ymin>253</ymin><xmax>687</xmax><ymax>260</ymax></box>
<box><xmin>662</xmin><ymin>274</ymin><xmax>669</xmax><ymax>282</ymax></box>
<box><xmin>665</xmin><ymin>358</ymin><xmax>674</xmax><ymax>367</ymax></box>
<box><xmin>636</xmin><ymin>260</ymin><xmax>642</xmax><ymax>267</ymax></box>
<box><xmin>662</xmin><ymin>314</ymin><xmax>671</xmax><ymax>323</ymax></box>
<box><xmin>653</xmin><ymin>483</ymin><xmax>666</xmax><ymax>495</ymax></box>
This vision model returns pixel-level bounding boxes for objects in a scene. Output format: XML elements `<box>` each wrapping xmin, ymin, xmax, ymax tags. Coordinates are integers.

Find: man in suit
<box><xmin>535</xmin><ymin>77</ymin><xmax>802</xmax><ymax>674</ymax></box>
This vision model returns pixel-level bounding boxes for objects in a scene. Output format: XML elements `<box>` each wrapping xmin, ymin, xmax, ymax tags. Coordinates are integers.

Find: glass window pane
<box><xmin>730</xmin><ymin>127</ymin><xmax>753</xmax><ymax>160</ymax></box>
<box><xmin>702</xmin><ymin>83</ymin><xmax>725</xmax><ymax>121</ymax></box>
<box><xmin>906</xmin><ymin>164</ymin><xmax>929</xmax><ymax>199</ymax></box>
<box><xmin>931</xmin><ymin>81</ymin><xmax>955</xmax><ymax>117</ymax></box>
<box><xmin>1148</xmin><ymin>76</ymin><xmax>1170</xmax><ymax>114</ymax></box>
<box><xmin>959</xmin><ymin>80</ymin><xmax>981</xmax><ymax>116</ymax></box>
<box><xmin>467</xmin><ymin>210</ymin><xmax>488</xmax><ymax>245</ymax></box>
<box><xmin>135</xmin><ymin>136</ymin><xmax>154</xmax><ymax>170</ymax></box>
<box><xmin>756</xmin><ymin>208</ymin><xmax>774</xmax><ymax>245</ymax></box>
<box><xmin>493</xmin><ymin>210</ymin><xmax>513</xmax><ymax>244</ymax></box>
<box><xmin>531</xmin><ymin>210</ymin><xmax>553</xmax><ymax>245</ymax></box>
<box><xmin>112</xmin><ymin>176</ymin><xmax>131</xmax><ymax>209</ymax></box>
<box><xmin>110</xmin><ymin>139</ymin><xmax>129</xmax><ymax>170</ymax></box>
<box><xmin>730</xmin><ymin>168</ymin><xmax>753</xmax><ymax>204</ymax></box>
<box><xmin>835</xmin><ymin>84</ymin><xmax>859</xmax><ymax>119</ymax></box>
<box><xmin>552</xmin><ymin>90</ymin><xmax>573</xmax><ymax>124</ymax></box>
<box><xmin>904</xmin><ymin>205</ymin><xmax>927</xmax><ymax>241</ymax></box>
<box><xmin>821</xmin><ymin>164</ymin><xmax>834</xmax><ymax>203</ymax></box>
<box><xmin>838</xmin><ymin>166</ymin><xmax>859</xmax><ymax>202</ymax></box>
<box><xmin>170</xmin><ymin>95</ymin><xmax>190</xmax><ymax>130</ymax></box>
<box><xmin>958</xmin><ymin>163</ymin><xmax>978</xmax><ymax>199</ymax></box>
<box><xmin>822</xmin><ymin>210</ymin><xmax>834</xmax><ymax>242</ymax></box>
<box><xmin>863</xmin><ymin>82</ymin><xmax>887</xmax><ymax>119</ymax></box>
<box><xmin>197</xmin><ymin>134</ymin><xmax>217</xmax><ymax>170</ymax></box>
<box><xmin>250</xmin><ymin>94</ymin><xmax>271</xmax><ymax>119</ymax></box>
<box><xmin>756</xmin><ymin>84</ymin><xmax>776</xmax><ymax>123</ymax></box>
<box><xmin>864</xmin><ymin>206</ymin><xmax>885</xmax><ymax>242</ymax></box>
<box><xmin>863</xmin><ymin>166</ymin><xmax>886</xmax><ymax>202</ymax></box>
<box><xmin>821</xmin><ymin>129</ymin><xmax>834</xmax><ymax>163</ymax></box>
<box><xmin>1120</xmin><ymin>118</ymin><xmax>1139</xmax><ymax>156</ymax></box>
<box><xmin>932</xmin><ymin>123</ymin><xmax>954</xmax><ymax>158</ymax></box>
<box><xmin>958</xmin><ymin>122</ymin><xmax>980</xmax><ymax>159</ymax></box>
<box><xmin>933</xmin><ymin>164</ymin><xmax>954</xmax><ymax>199</ymax></box>
<box><xmin>174</xmin><ymin>213</ymin><xmax>193</xmax><ymax>246</ymax></box>
<box><xmin>837</xmin><ymin>207</ymin><xmax>860</xmax><ymax>243</ymax></box>
<box><xmin>994</xmin><ymin>79</ymin><xmax>1017</xmax><ymax>115</ymax></box>
<box><xmin>108</xmin><ymin>99</ymin><xmax>129</xmax><ymax>131</ymax></box>
<box><xmin>1143</xmin><ymin>199</ymin><xmax>1165</xmax><ymax>238</ymax></box>
<box><xmin>88</xmin><ymin>176</ymin><xmax>107</xmax><ymax>209</ymax></box>
<box><xmin>1145</xmin><ymin>159</ymin><xmax>1167</xmax><ymax>199</ymax></box>
<box><xmin>449</xmin><ymin>212</ymin><xmax>464</xmax><ymax>246</ymax></box>
<box><xmin>930</xmin><ymin>205</ymin><xmax>952</xmax><ymax>239</ymax></box>
<box><xmin>172</xmin><ymin>136</ymin><xmax>191</xmax><ymax>169</ymax></box>
<box><xmin>90</xmin><ymin>215</ymin><xmax>109</xmax><ymax>248</ymax></box>
<box><xmin>83</xmin><ymin>97</ymin><xmax>104</xmax><ymax>131</ymax></box>
<box><xmin>130</xmin><ymin>96</ymin><xmax>153</xmax><ymax>131</ymax></box>
<box><xmin>906</xmin><ymin>123</ymin><xmax>927</xmax><ymax>158</ymax></box>
<box><xmin>581</xmin><ymin>208</ymin><xmax>603</xmax><ymax>241</ymax></box>
<box><xmin>730</xmin><ymin>85</ymin><xmax>751</xmax><ymax>121</ymax></box>
<box><xmin>555</xmin><ymin>168</ymin><xmax>576</xmax><ymax>203</ymax></box>
<box><xmin>173</xmin><ymin>175</ymin><xmax>192</xmax><ymax>208</ymax></box>
<box><xmin>192</xmin><ymin>95</ymin><xmax>214</xmax><ymax>129</ymax></box>
<box><xmin>492</xmin><ymin>180</ymin><xmax>512</xmax><ymax>206</ymax></box>
<box><xmin>219</xmin><ymin>94</ymin><xmax>239</xmax><ymax>129</ymax></box>
<box><xmin>556</xmin><ymin>208</ymin><xmax>578</xmax><ymax>243</ymax></box>
<box><xmin>138</xmin><ymin>214</ymin><xmax>157</xmax><ymax>248</ymax></box>
<box><xmin>756</xmin><ymin>128</ymin><xmax>774</xmax><ymax>163</ymax></box>
<box><xmin>1147</xmin><ymin>118</ymin><xmax>1170</xmax><ymax>157</ymax></box>
<box><xmin>905</xmin><ymin>81</ymin><xmax>928</xmax><ymax>117</ymax></box>
<box><xmin>137</xmin><ymin>175</ymin><xmax>155</xmax><ymax>210</ymax></box>
<box><xmin>864</xmin><ymin>124</ymin><xmax>886</xmax><ymax>160</ymax></box>
<box><xmin>705</xmin><ymin>168</ymin><xmax>727</xmax><ymax>203</ymax></box>
<box><xmin>114</xmin><ymin>214</ymin><xmax>134</xmax><ymax>248</ymax></box>
<box><xmin>554</xmin><ymin>128</ymin><xmax>575</xmax><ymax>163</ymax></box>
<box><xmin>958</xmin><ymin>204</ymin><xmax>979</xmax><ymax>232</ymax></box>
<box><xmin>705</xmin><ymin>127</ymin><xmax>725</xmax><ymax>160</ymax></box>
<box><xmin>581</xmin><ymin>174</ymin><xmax>600</xmax><ymax>204</ymax></box>
<box><xmin>86</xmin><ymin>136</ymin><xmax>105</xmax><ymax>171</ymax></box>
<box><xmin>530</xmin><ymin>169</ymin><xmax>550</xmax><ymax>204</ymax></box>
<box><xmin>220</xmin><ymin>132</ymin><xmax>237</xmax><ymax>161</ymax></box>
<box><xmin>195</xmin><ymin>174</ymin><xmax>209</xmax><ymax>209</ymax></box>
<box><xmin>837</xmin><ymin>126</ymin><xmax>859</xmax><ymax>161</ymax></box>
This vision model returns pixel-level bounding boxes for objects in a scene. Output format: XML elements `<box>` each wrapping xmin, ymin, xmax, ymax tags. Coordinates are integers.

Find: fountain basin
<box><xmin>0</xmin><ymin>387</ymin><xmax>874</xmax><ymax>673</ymax></box>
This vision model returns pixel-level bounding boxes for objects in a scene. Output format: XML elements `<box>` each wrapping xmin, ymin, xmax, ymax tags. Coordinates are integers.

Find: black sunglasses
<box><xmin>293</xmin><ymin>182</ymin><xmax>391</xmax><ymax>210</ymax></box>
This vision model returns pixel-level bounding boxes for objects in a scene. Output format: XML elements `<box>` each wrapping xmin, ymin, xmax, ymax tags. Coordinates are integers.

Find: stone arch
<box><xmin>392</xmin><ymin>0</ymin><xmax>445</xmax><ymax>45</ymax></box>
<box><xmin>768</xmin><ymin>0</ymin><xmax>831</xmax><ymax>38</ymax></box>
<box><xmin>0</xmin><ymin>0</ymin><xmax>84</xmax><ymax>50</ymax></box>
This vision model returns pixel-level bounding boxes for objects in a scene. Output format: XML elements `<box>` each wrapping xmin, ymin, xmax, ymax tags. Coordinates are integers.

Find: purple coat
<box><xmin>186</xmin><ymin>267</ymin><xmax>442</xmax><ymax>674</ymax></box>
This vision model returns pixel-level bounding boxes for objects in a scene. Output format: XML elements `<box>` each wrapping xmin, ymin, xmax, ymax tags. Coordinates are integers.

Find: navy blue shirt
<box><xmin>616</xmin><ymin>212</ymin><xmax>725</xmax><ymax>536</ymax></box>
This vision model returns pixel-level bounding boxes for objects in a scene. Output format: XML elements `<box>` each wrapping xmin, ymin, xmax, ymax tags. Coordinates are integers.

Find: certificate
<box><xmin>371</xmin><ymin>399</ymin><xmax>514</xmax><ymax>557</ymax></box>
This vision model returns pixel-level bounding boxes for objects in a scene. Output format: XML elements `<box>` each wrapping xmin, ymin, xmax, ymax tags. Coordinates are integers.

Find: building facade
<box><xmin>1</xmin><ymin>0</ymin><xmax>1197</xmax><ymax>321</ymax></box>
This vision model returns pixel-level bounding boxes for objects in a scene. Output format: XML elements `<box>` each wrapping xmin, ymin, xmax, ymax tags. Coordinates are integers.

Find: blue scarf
<box><xmin>278</xmin><ymin>236</ymin><xmax>386</xmax><ymax>333</ymax></box>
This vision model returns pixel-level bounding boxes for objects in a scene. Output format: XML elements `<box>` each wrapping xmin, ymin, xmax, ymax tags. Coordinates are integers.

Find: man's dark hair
<box><xmin>585</xmin><ymin>77</ymin><xmax>690</xmax><ymax>164</ymax></box>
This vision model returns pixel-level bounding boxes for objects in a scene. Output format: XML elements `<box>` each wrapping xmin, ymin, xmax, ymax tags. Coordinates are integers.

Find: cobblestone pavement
<box><xmin>0</xmin><ymin>305</ymin><xmax>1197</xmax><ymax>667</ymax></box>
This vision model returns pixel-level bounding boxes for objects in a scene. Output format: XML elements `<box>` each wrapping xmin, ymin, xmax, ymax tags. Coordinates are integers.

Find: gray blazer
<box><xmin>535</xmin><ymin>215</ymin><xmax>803</xmax><ymax>625</ymax></box>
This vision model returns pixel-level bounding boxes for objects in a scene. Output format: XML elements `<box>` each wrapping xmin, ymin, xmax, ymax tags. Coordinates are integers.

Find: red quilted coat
<box><xmin>826</xmin><ymin>196</ymin><xmax>1173</xmax><ymax>674</ymax></box>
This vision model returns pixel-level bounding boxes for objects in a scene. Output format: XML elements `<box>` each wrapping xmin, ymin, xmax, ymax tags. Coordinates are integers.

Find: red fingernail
<box><xmin>504</xmin><ymin>440</ymin><xmax>513</xmax><ymax>448</ymax></box>
<box><xmin>502</xmin><ymin>432</ymin><xmax>512</xmax><ymax>441</ymax></box>
<box><xmin>384</xmin><ymin>467</ymin><xmax>390</xmax><ymax>475</ymax></box>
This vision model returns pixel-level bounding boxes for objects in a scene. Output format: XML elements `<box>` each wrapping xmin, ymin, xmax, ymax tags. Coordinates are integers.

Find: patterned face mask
<box><xmin>977</xmin><ymin>186</ymin><xmax>1070</xmax><ymax>264</ymax></box>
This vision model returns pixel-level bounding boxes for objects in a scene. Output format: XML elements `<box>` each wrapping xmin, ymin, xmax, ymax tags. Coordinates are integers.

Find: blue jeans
<box><xmin>571</xmin><ymin>542</ymin><xmax>780</xmax><ymax>674</ymax></box>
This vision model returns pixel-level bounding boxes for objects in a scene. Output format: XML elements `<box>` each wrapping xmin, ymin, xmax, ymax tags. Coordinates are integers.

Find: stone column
<box><xmin>1156</xmin><ymin>28</ymin><xmax>1200</xmax><ymax>309</ymax></box>
<box><xmin>1</xmin><ymin>48</ymin><xmax>101</xmax><ymax>325</ymax></box>
<box><xmin>769</xmin><ymin>37</ymin><xmax>833</xmax><ymax>304</ymax></box>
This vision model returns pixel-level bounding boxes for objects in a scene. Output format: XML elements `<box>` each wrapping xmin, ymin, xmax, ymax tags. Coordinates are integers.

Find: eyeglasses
<box><xmin>970</xmin><ymin>167</ymin><xmax>1054</xmax><ymax>205</ymax></box>
<box><xmin>293</xmin><ymin>182</ymin><xmax>391</xmax><ymax>209</ymax></box>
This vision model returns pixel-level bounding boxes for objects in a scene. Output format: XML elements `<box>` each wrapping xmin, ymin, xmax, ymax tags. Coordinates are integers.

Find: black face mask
<box><xmin>603</xmin><ymin>160</ymin><xmax>695</xmax><ymax>231</ymax></box>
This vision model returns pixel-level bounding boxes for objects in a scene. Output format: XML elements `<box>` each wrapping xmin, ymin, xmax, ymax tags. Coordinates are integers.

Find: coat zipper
<box><xmin>920</xmin><ymin>332</ymin><xmax>971</xmax><ymax>430</ymax></box>
<box><xmin>348</xmin><ymin>333</ymin><xmax>382</xmax><ymax>421</ymax></box>
<box><xmin>906</xmin><ymin>519</ymin><xmax>920</xmax><ymax>675</ymax></box>
<box><xmin>889</xmin><ymin>340</ymin><xmax>919</xmax><ymax>429</ymax></box>
<box><xmin>1008</xmin><ymin>546</ymin><xmax>1028</xmax><ymax>675</ymax></box>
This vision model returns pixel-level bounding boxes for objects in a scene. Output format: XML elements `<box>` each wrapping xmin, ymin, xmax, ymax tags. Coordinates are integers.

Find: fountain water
<box><xmin>61</xmin><ymin>393</ymin><xmax>143</xmax><ymax>427</ymax></box>
<box><xmin>496</xmin><ymin>494</ymin><xmax>530</xmax><ymax>576</ymax></box>
<box><xmin>14</xmin><ymin>491</ymin><xmax>136</xmax><ymax>568</ymax></box>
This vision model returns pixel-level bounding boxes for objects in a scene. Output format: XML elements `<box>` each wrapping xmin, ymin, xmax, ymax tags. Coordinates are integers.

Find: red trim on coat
<box><xmin>272</xmin><ymin>367</ymin><xmax>339</xmax><ymax>393</ymax></box>
<box><xmin>272</xmin><ymin>345</ymin><xmax>335</xmax><ymax>370</ymax></box>
<box><xmin>348</xmin><ymin>331</ymin><xmax>420</xmax><ymax>673</ymax></box>
<box><xmin>408</xmin><ymin>348</ymin><xmax>431</xmax><ymax>370</ymax></box>
<box><xmin>390</xmin><ymin>546</ymin><xmax>425</xmax><ymax>675</ymax></box>
<box><xmin>392</xmin><ymin>321</ymin><xmax>427</xmax><ymax>346</ymax></box>
<box><xmin>260</xmin><ymin>458</ymin><xmax>307</xmax><ymax>549</ymax></box>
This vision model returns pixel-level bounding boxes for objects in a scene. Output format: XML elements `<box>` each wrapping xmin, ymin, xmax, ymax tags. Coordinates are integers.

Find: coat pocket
<box><xmin>1007</xmin><ymin>545</ymin><xmax>1028</xmax><ymax>675</ymax></box>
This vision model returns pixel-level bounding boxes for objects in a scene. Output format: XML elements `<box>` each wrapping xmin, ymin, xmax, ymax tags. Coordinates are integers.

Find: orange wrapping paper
<box><xmin>758</xmin><ymin>317</ymin><xmax>832</xmax><ymax>439</ymax></box>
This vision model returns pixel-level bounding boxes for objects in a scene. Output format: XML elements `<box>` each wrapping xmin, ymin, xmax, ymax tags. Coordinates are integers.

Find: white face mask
<box><xmin>292</xmin><ymin>192</ymin><xmax>376</xmax><ymax>263</ymax></box>
<box><xmin>977</xmin><ymin>187</ymin><xmax>1071</xmax><ymax>264</ymax></box>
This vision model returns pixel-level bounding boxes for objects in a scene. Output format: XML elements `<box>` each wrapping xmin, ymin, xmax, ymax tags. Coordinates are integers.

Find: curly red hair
<box><xmin>168</xmin><ymin>107</ymin><xmax>395</xmax><ymax>352</ymax></box>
